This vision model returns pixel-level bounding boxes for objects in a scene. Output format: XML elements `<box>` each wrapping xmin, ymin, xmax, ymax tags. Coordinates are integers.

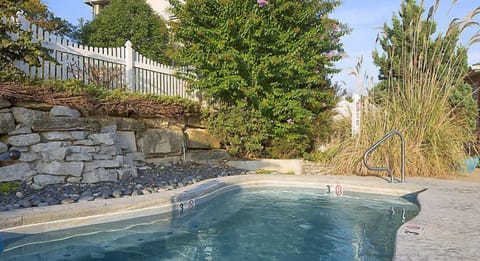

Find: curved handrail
<box><xmin>362</xmin><ymin>130</ymin><xmax>405</xmax><ymax>183</ymax></box>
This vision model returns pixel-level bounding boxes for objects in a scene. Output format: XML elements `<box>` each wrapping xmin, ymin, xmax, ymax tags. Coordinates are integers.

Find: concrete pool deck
<box><xmin>1</xmin><ymin>174</ymin><xmax>479</xmax><ymax>260</ymax></box>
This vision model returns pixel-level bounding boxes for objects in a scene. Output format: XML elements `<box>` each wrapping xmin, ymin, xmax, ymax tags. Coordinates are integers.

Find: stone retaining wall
<box><xmin>0</xmin><ymin>100</ymin><xmax>223</xmax><ymax>187</ymax></box>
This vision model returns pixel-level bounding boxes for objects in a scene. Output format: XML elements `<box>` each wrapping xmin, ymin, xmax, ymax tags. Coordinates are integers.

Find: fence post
<box><xmin>125</xmin><ymin>40</ymin><xmax>135</xmax><ymax>91</ymax></box>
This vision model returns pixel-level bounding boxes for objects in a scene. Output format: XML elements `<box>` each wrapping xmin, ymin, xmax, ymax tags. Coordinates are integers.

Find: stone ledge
<box><xmin>226</xmin><ymin>159</ymin><xmax>304</xmax><ymax>175</ymax></box>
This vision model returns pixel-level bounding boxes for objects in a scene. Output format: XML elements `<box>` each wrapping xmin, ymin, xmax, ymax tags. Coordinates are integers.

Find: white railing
<box><xmin>10</xmin><ymin>15</ymin><xmax>196</xmax><ymax>100</ymax></box>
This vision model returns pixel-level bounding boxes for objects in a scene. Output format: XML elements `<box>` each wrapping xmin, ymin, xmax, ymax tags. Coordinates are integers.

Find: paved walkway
<box><xmin>395</xmin><ymin>176</ymin><xmax>480</xmax><ymax>260</ymax></box>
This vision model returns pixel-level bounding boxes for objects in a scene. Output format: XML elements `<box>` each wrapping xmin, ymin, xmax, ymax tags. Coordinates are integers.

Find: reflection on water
<box><xmin>1</xmin><ymin>187</ymin><xmax>419</xmax><ymax>261</ymax></box>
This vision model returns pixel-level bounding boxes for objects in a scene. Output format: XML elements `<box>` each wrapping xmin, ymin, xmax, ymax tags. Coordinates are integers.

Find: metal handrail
<box><xmin>362</xmin><ymin>130</ymin><xmax>405</xmax><ymax>183</ymax></box>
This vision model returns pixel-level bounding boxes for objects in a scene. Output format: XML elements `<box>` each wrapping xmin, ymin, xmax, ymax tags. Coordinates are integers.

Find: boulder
<box><xmin>32</xmin><ymin>118</ymin><xmax>99</xmax><ymax>131</ymax></box>
<box><xmin>137</xmin><ymin>128</ymin><xmax>184</xmax><ymax>155</ymax></box>
<box><xmin>88</xmin><ymin>133</ymin><xmax>115</xmax><ymax>145</ymax></box>
<box><xmin>115</xmin><ymin>131</ymin><xmax>137</xmax><ymax>153</ymax></box>
<box><xmin>8</xmin><ymin>133</ymin><xmax>41</xmax><ymax>146</ymax></box>
<box><xmin>39</xmin><ymin>147</ymin><xmax>67</xmax><ymax>162</ymax></box>
<box><xmin>50</xmin><ymin>106</ymin><xmax>81</xmax><ymax>118</ymax></box>
<box><xmin>0</xmin><ymin>163</ymin><xmax>33</xmax><ymax>182</ymax></box>
<box><xmin>8</xmin><ymin>126</ymin><xmax>32</xmax><ymax>135</ymax></box>
<box><xmin>36</xmin><ymin>161</ymin><xmax>84</xmax><ymax>177</ymax></box>
<box><xmin>83</xmin><ymin>168</ymin><xmax>118</xmax><ymax>183</ymax></box>
<box><xmin>0</xmin><ymin>99</ymin><xmax>11</xmax><ymax>109</ymax></box>
<box><xmin>0</xmin><ymin>142</ymin><xmax>7</xmax><ymax>153</ymax></box>
<box><xmin>71</xmin><ymin>131</ymin><xmax>89</xmax><ymax>140</ymax></box>
<box><xmin>0</xmin><ymin>113</ymin><xmax>15</xmax><ymax>134</ymax></box>
<box><xmin>11</xmin><ymin>107</ymin><xmax>49</xmax><ymax>126</ymax></box>
<box><xmin>33</xmin><ymin>175</ymin><xmax>65</xmax><ymax>186</ymax></box>
<box><xmin>84</xmin><ymin>160</ymin><xmax>121</xmax><ymax>172</ymax></box>
<box><xmin>41</xmin><ymin>131</ymin><xmax>73</xmax><ymax>141</ymax></box>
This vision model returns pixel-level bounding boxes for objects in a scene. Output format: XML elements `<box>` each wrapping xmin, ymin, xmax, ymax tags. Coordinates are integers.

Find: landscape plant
<box><xmin>333</xmin><ymin>0</ymin><xmax>480</xmax><ymax>177</ymax></box>
<box><xmin>169</xmin><ymin>0</ymin><xmax>347</xmax><ymax>158</ymax></box>
<box><xmin>0</xmin><ymin>0</ymin><xmax>51</xmax><ymax>81</ymax></box>
<box><xmin>79</xmin><ymin>0</ymin><xmax>171</xmax><ymax>64</ymax></box>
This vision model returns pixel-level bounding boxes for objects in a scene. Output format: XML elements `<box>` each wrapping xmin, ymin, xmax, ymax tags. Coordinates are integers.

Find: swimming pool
<box><xmin>1</xmin><ymin>186</ymin><xmax>418</xmax><ymax>260</ymax></box>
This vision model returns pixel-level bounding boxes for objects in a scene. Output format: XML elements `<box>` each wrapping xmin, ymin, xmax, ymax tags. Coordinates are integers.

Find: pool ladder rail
<box><xmin>362</xmin><ymin>130</ymin><xmax>405</xmax><ymax>183</ymax></box>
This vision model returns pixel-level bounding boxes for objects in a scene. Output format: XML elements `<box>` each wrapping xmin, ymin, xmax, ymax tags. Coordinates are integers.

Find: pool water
<box><xmin>1</xmin><ymin>187</ymin><xmax>419</xmax><ymax>260</ymax></box>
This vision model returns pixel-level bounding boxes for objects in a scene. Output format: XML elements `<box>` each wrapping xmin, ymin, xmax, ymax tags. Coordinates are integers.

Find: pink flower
<box><xmin>322</xmin><ymin>102</ymin><xmax>327</xmax><ymax>108</ymax></box>
<box><xmin>257</xmin><ymin>0</ymin><xmax>268</xmax><ymax>7</ymax></box>
<box><xmin>287</xmin><ymin>119</ymin><xmax>294</xmax><ymax>125</ymax></box>
<box><xmin>325</xmin><ymin>51</ymin><xmax>335</xmax><ymax>59</ymax></box>
<box><xmin>332</xmin><ymin>24</ymin><xmax>339</xmax><ymax>32</ymax></box>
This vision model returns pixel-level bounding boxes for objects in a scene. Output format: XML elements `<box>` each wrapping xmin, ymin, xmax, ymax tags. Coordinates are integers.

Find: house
<box><xmin>466</xmin><ymin>63</ymin><xmax>480</xmax><ymax>127</ymax></box>
<box><xmin>84</xmin><ymin>0</ymin><xmax>172</xmax><ymax>20</ymax></box>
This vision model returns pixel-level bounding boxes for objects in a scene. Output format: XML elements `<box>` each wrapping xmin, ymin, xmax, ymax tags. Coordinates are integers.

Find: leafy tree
<box><xmin>0</xmin><ymin>0</ymin><xmax>50</xmax><ymax>81</ymax></box>
<box><xmin>372</xmin><ymin>0</ymin><xmax>477</xmax><ymax>130</ymax></box>
<box><xmin>21</xmin><ymin>0</ymin><xmax>73</xmax><ymax>37</ymax></box>
<box><xmin>170</xmin><ymin>0</ymin><xmax>347</xmax><ymax>158</ymax></box>
<box><xmin>79</xmin><ymin>0</ymin><xmax>170</xmax><ymax>63</ymax></box>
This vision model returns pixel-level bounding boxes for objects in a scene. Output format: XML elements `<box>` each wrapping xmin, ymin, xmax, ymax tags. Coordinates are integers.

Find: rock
<box><xmin>50</xmin><ymin>106</ymin><xmax>81</xmax><ymax>118</ymax></box>
<box><xmin>11</xmin><ymin>107</ymin><xmax>49</xmax><ymax>127</ymax></box>
<box><xmin>18</xmin><ymin>199</ymin><xmax>32</xmax><ymax>208</ymax></box>
<box><xmin>117</xmin><ymin>167</ymin><xmax>138</xmax><ymax>180</ymax></box>
<box><xmin>112</xmin><ymin>189</ymin><xmax>122</xmax><ymax>198</ymax></box>
<box><xmin>66</xmin><ymin>177</ymin><xmax>82</xmax><ymax>183</ymax></box>
<box><xmin>71</xmin><ymin>131</ymin><xmax>89</xmax><ymax>140</ymax></box>
<box><xmin>8</xmin><ymin>126</ymin><xmax>32</xmax><ymax>135</ymax></box>
<box><xmin>185</xmin><ymin>150</ymin><xmax>231</xmax><ymax>165</ymax></box>
<box><xmin>84</xmin><ymin>160</ymin><xmax>121</xmax><ymax>172</ymax></box>
<box><xmin>88</xmin><ymin>133</ymin><xmax>115</xmax><ymax>145</ymax></box>
<box><xmin>66</xmin><ymin>153</ymin><xmax>93</xmax><ymax>162</ymax></box>
<box><xmin>39</xmin><ymin>147</ymin><xmax>67</xmax><ymax>162</ymax></box>
<box><xmin>38</xmin><ymin>202</ymin><xmax>50</xmax><ymax>207</ymax></box>
<box><xmin>137</xmin><ymin>129</ymin><xmax>184</xmax><ymax>155</ymax></box>
<box><xmin>124</xmin><ymin>152</ymin><xmax>145</xmax><ymax>165</ymax></box>
<box><xmin>69</xmin><ymin>194</ymin><xmax>80</xmax><ymax>201</ymax></box>
<box><xmin>73</xmin><ymin>140</ymin><xmax>96</xmax><ymax>146</ymax></box>
<box><xmin>41</xmin><ymin>131</ymin><xmax>73</xmax><ymax>141</ymax></box>
<box><xmin>8</xmin><ymin>133</ymin><xmax>40</xmax><ymax>146</ymax></box>
<box><xmin>101</xmin><ymin>125</ymin><xmax>117</xmax><ymax>133</ymax></box>
<box><xmin>15</xmin><ymin>192</ymin><xmax>24</xmax><ymax>199</ymax></box>
<box><xmin>32</xmin><ymin>118</ymin><xmax>99</xmax><ymax>132</ymax></box>
<box><xmin>18</xmin><ymin>151</ymin><xmax>40</xmax><ymax>162</ymax></box>
<box><xmin>97</xmin><ymin>145</ymin><xmax>118</xmax><ymax>155</ymax></box>
<box><xmin>93</xmin><ymin>154</ymin><xmax>112</xmax><ymax>160</ymax></box>
<box><xmin>36</xmin><ymin>161</ymin><xmax>84</xmax><ymax>177</ymax></box>
<box><xmin>0</xmin><ymin>113</ymin><xmax>16</xmax><ymax>134</ymax></box>
<box><xmin>83</xmin><ymin>168</ymin><xmax>118</xmax><ymax>183</ymax></box>
<box><xmin>0</xmin><ymin>142</ymin><xmax>7</xmax><ymax>153</ymax></box>
<box><xmin>79</xmin><ymin>195</ymin><xmax>94</xmax><ymax>202</ymax></box>
<box><xmin>31</xmin><ymin>142</ymin><xmax>64</xmax><ymax>152</ymax></box>
<box><xmin>115</xmin><ymin>131</ymin><xmax>137</xmax><ymax>153</ymax></box>
<box><xmin>184</xmin><ymin>128</ymin><xmax>221</xmax><ymax>149</ymax></box>
<box><xmin>66</xmin><ymin>145</ymin><xmax>96</xmax><ymax>154</ymax></box>
<box><xmin>34</xmin><ymin>175</ymin><xmax>66</xmax><ymax>186</ymax></box>
<box><xmin>61</xmin><ymin>198</ymin><xmax>75</xmax><ymax>204</ymax></box>
<box><xmin>0</xmin><ymin>163</ymin><xmax>33</xmax><ymax>182</ymax></box>
<box><xmin>0</xmin><ymin>99</ymin><xmax>11</xmax><ymax>109</ymax></box>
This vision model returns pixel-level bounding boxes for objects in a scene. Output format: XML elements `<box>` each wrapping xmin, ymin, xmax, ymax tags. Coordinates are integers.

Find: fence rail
<box><xmin>10</xmin><ymin>15</ymin><xmax>196</xmax><ymax>100</ymax></box>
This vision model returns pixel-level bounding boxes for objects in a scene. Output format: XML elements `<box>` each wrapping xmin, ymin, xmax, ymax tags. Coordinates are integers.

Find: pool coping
<box><xmin>2</xmin><ymin>174</ymin><xmax>475</xmax><ymax>260</ymax></box>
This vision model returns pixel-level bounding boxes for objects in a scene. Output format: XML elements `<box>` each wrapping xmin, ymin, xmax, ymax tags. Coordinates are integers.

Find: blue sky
<box><xmin>45</xmin><ymin>0</ymin><xmax>480</xmax><ymax>94</ymax></box>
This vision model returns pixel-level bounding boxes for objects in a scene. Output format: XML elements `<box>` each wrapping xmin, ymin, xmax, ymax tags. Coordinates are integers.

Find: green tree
<box><xmin>170</xmin><ymin>0</ymin><xmax>347</xmax><ymax>158</ymax></box>
<box><xmin>372</xmin><ymin>0</ymin><xmax>477</xmax><ymax>130</ymax></box>
<box><xmin>0</xmin><ymin>0</ymin><xmax>50</xmax><ymax>81</ymax></box>
<box><xmin>22</xmin><ymin>0</ymin><xmax>73</xmax><ymax>37</ymax></box>
<box><xmin>79</xmin><ymin>0</ymin><xmax>170</xmax><ymax>63</ymax></box>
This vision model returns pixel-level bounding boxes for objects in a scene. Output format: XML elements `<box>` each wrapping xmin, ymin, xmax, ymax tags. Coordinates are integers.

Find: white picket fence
<box><xmin>11</xmin><ymin>15</ymin><xmax>196</xmax><ymax>100</ymax></box>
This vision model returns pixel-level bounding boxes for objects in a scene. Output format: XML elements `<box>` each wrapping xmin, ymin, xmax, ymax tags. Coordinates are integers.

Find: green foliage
<box><xmin>0</xmin><ymin>0</ymin><xmax>51</xmax><ymax>81</ymax></box>
<box><xmin>0</xmin><ymin>181</ymin><xmax>20</xmax><ymax>195</ymax></box>
<box><xmin>372</xmin><ymin>0</ymin><xmax>477</xmax><ymax>131</ymax></box>
<box><xmin>79</xmin><ymin>0</ymin><xmax>170</xmax><ymax>63</ymax></box>
<box><xmin>171</xmin><ymin>0</ymin><xmax>346</xmax><ymax>158</ymax></box>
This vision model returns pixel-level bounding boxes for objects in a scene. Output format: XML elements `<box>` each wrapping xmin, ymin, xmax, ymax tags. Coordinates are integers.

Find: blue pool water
<box><xmin>1</xmin><ymin>187</ymin><xmax>419</xmax><ymax>260</ymax></box>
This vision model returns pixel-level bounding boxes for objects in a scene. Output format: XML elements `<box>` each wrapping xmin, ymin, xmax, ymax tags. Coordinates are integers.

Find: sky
<box><xmin>45</xmin><ymin>0</ymin><xmax>480</xmax><ymax>95</ymax></box>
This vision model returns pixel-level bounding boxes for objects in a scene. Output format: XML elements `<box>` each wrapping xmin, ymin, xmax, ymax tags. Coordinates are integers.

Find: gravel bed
<box><xmin>0</xmin><ymin>163</ymin><xmax>247</xmax><ymax>212</ymax></box>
